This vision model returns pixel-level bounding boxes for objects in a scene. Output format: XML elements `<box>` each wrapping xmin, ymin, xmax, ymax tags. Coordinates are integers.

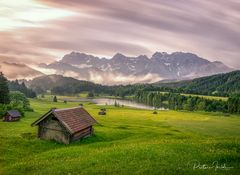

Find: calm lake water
<box><xmin>62</xmin><ymin>97</ymin><xmax>166</xmax><ymax>110</ymax></box>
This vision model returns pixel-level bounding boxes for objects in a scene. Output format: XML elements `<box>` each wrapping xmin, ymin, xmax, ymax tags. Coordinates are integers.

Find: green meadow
<box><xmin>0</xmin><ymin>98</ymin><xmax>240</xmax><ymax>175</ymax></box>
<box><xmin>180</xmin><ymin>93</ymin><xmax>228</xmax><ymax>101</ymax></box>
<box><xmin>157</xmin><ymin>91</ymin><xmax>228</xmax><ymax>101</ymax></box>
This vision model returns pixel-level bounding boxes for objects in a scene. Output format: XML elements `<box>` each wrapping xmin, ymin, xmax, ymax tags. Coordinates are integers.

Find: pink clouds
<box><xmin>0</xmin><ymin>0</ymin><xmax>240</xmax><ymax>68</ymax></box>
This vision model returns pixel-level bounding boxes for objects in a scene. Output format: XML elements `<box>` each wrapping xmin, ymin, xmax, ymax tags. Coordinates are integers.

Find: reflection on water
<box><xmin>62</xmin><ymin>97</ymin><xmax>166</xmax><ymax>110</ymax></box>
<box><xmin>93</xmin><ymin>98</ymin><xmax>159</xmax><ymax>110</ymax></box>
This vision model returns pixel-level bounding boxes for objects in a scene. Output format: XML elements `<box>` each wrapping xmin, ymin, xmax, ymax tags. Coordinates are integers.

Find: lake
<box><xmin>61</xmin><ymin>97</ymin><xmax>166</xmax><ymax>110</ymax></box>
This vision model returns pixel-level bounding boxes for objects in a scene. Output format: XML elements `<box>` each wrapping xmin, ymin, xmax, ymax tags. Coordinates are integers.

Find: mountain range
<box><xmin>1</xmin><ymin>51</ymin><xmax>234</xmax><ymax>84</ymax></box>
<box><xmin>38</xmin><ymin>51</ymin><xmax>233</xmax><ymax>84</ymax></box>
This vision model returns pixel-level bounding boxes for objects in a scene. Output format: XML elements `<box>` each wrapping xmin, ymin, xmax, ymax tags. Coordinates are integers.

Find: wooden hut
<box><xmin>3</xmin><ymin>110</ymin><xmax>21</xmax><ymax>122</ymax></box>
<box><xmin>98</xmin><ymin>111</ymin><xmax>106</xmax><ymax>115</ymax></box>
<box><xmin>31</xmin><ymin>107</ymin><xmax>97</xmax><ymax>144</ymax></box>
<box><xmin>98</xmin><ymin>108</ymin><xmax>106</xmax><ymax>115</ymax></box>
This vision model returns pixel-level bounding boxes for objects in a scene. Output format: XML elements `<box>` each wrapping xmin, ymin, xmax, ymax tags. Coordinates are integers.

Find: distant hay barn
<box><xmin>3</xmin><ymin>110</ymin><xmax>21</xmax><ymax>122</ymax></box>
<box><xmin>98</xmin><ymin>111</ymin><xmax>106</xmax><ymax>115</ymax></box>
<box><xmin>98</xmin><ymin>108</ymin><xmax>106</xmax><ymax>115</ymax></box>
<box><xmin>31</xmin><ymin>107</ymin><xmax>97</xmax><ymax>144</ymax></box>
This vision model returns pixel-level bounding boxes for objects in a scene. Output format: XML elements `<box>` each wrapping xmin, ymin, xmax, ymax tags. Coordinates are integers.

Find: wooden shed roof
<box><xmin>31</xmin><ymin>107</ymin><xmax>97</xmax><ymax>134</ymax></box>
<box><xmin>7</xmin><ymin>110</ymin><xmax>21</xmax><ymax>117</ymax></box>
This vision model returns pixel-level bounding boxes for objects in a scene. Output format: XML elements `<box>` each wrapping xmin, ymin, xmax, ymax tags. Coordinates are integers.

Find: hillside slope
<box><xmin>26</xmin><ymin>74</ymin><xmax>98</xmax><ymax>94</ymax></box>
<box><xmin>154</xmin><ymin>71</ymin><xmax>240</xmax><ymax>96</ymax></box>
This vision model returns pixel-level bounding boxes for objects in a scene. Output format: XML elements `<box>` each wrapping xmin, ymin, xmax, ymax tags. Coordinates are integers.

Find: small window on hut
<box><xmin>52</xmin><ymin>116</ymin><xmax>58</xmax><ymax>121</ymax></box>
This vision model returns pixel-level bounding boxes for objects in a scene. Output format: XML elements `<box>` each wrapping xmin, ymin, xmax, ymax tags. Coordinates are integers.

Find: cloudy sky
<box><xmin>0</xmin><ymin>0</ymin><xmax>240</xmax><ymax>68</ymax></box>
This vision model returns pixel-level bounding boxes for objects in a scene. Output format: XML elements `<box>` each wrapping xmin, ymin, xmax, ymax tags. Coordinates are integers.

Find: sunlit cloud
<box><xmin>0</xmin><ymin>0</ymin><xmax>239</xmax><ymax>71</ymax></box>
<box><xmin>0</xmin><ymin>0</ymin><xmax>76</xmax><ymax>31</ymax></box>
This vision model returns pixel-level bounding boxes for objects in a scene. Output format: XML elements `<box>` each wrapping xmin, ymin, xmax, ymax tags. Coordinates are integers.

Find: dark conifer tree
<box><xmin>0</xmin><ymin>72</ymin><xmax>10</xmax><ymax>104</ymax></box>
<box><xmin>53</xmin><ymin>96</ymin><xmax>58</xmax><ymax>102</ymax></box>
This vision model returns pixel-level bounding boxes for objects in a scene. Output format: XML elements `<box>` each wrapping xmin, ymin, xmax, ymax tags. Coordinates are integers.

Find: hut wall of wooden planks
<box><xmin>31</xmin><ymin>107</ymin><xmax>97</xmax><ymax>144</ymax></box>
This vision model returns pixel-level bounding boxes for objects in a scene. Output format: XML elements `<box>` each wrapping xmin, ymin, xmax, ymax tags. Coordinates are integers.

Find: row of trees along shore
<box><xmin>134</xmin><ymin>91</ymin><xmax>240</xmax><ymax>114</ymax></box>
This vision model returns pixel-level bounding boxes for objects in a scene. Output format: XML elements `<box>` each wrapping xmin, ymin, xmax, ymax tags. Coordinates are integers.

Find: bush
<box><xmin>10</xmin><ymin>105</ymin><xmax>25</xmax><ymax>116</ymax></box>
<box><xmin>10</xmin><ymin>91</ymin><xmax>32</xmax><ymax>111</ymax></box>
<box><xmin>87</xmin><ymin>91</ymin><xmax>94</xmax><ymax>98</ymax></box>
<box><xmin>100</xmin><ymin>108</ymin><xmax>106</xmax><ymax>112</ymax></box>
<box><xmin>0</xmin><ymin>104</ymin><xmax>9</xmax><ymax>118</ymax></box>
<box><xmin>0</xmin><ymin>91</ymin><xmax>34</xmax><ymax>118</ymax></box>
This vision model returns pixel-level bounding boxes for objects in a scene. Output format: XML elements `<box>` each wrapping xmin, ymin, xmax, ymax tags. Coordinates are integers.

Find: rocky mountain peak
<box><xmin>112</xmin><ymin>53</ymin><xmax>127</xmax><ymax>59</ymax></box>
<box><xmin>151</xmin><ymin>52</ymin><xmax>167</xmax><ymax>59</ymax></box>
<box><xmin>33</xmin><ymin>51</ymin><xmax>233</xmax><ymax>85</ymax></box>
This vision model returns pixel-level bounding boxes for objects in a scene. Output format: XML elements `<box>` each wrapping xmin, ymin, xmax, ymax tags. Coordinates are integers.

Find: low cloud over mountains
<box><xmin>35</xmin><ymin>51</ymin><xmax>233</xmax><ymax>85</ymax></box>
<box><xmin>0</xmin><ymin>61</ymin><xmax>43</xmax><ymax>80</ymax></box>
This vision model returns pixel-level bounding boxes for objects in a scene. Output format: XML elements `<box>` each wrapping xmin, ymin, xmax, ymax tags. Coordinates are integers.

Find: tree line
<box><xmin>51</xmin><ymin>83</ymin><xmax>143</xmax><ymax>98</ymax></box>
<box><xmin>154</xmin><ymin>70</ymin><xmax>240</xmax><ymax>97</ymax></box>
<box><xmin>134</xmin><ymin>91</ymin><xmax>240</xmax><ymax>114</ymax></box>
<box><xmin>8</xmin><ymin>80</ymin><xmax>36</xmax><ymax>98</ymax></box>
<box><xmin>27</xmin><ymin>71</ymin><xmax>240</xmax><ymax>99</ymax></box>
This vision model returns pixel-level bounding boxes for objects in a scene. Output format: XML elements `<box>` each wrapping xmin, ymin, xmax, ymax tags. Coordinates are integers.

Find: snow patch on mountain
<box><xmin>73</xmin><ymin>64</ymin><xmax>92</xmax><ymax>69</ymax></box>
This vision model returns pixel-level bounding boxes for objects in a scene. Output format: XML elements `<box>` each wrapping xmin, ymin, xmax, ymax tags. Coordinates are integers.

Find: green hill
<box><xmin>154</xmin><ymin>71</ymin><xmax>240</xmax><ymax>96</ymax></box>
<box><xmin>26</xmin><ymin>74</ymin><xmax>140</xmax><ymax>97</ymax></box>
<box><xmin>26</xmin><ymin>74</ymin><xmax>106</xmax><ymax>95</ymax></box>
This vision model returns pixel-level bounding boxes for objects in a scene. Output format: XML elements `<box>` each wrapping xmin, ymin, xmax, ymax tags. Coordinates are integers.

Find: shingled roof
<box><xmin>7</xmin><ymin>110</ymin><xmax>21</xmax><ymax>117</ymax></box>
<box><xmin>31</xmin><ymin>107</ymin><xmax>97</xmax><ymax>134</ymax></box>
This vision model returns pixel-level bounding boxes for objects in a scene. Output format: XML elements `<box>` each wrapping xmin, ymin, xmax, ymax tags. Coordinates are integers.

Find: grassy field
<box><xmin>157</xmin><ymin>91</ymin><xmax>228</xmax><ymax>101</ymax></box>
<box><xmin>180</xmin><ymin>93</ymin><xmax>228</xmax><ymax>101</ymax></box>
<box><xmin>0</xmin><ymin>98</ymin><xmax>239</xmax><ymax>175</ymax></box>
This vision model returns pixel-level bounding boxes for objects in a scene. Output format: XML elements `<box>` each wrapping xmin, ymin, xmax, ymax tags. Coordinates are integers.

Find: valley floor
<box><xmin>0</xmin><ymin>98</ymin><xmax>240</xmax><ymax>175</ymax></box>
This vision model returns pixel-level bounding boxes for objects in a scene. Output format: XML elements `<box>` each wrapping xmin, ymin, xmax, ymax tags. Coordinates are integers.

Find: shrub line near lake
<box><xmin>134</xmin><ymin>91</ymin><xmax>240</xmax><ymax>114</ymax></box>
